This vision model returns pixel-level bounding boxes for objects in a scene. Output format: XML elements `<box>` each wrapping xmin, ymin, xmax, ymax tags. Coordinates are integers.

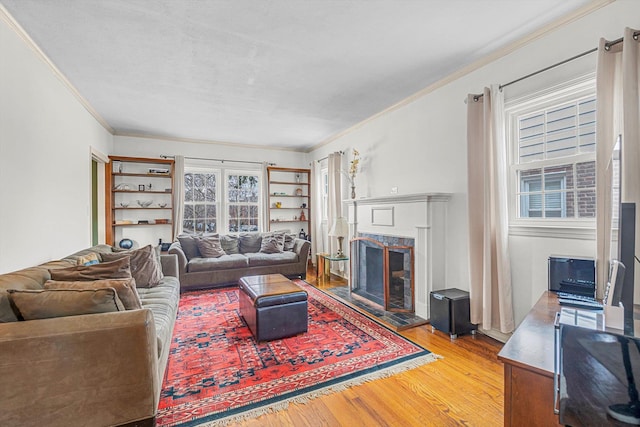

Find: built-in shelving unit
<box><xmin>105</xmin><ymin>156</ymin><xmax>175</xmax><ymax>246</ymax></box>
<box><xmin>267</xmin><ymin>166</ymin><xmax>311</xmax><ymax>239</ymax></box>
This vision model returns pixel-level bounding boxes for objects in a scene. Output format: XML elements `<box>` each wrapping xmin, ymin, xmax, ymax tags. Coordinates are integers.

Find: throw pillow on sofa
<box><xmin>196</xmin><ymin>234</ymin><xmax>227</xmax><ymax>258</ymax></box>
<box><xmin>284</xmin><ymin>233</ymin><xmax>297</xmax><ymax>251</ymax></box>
<box><xmin>50</xmin><ymin>257</ymin><xmax>132</xmax><ymax>282</ymax></box>
<box><xmin>7</xmin><ymin>288</ymin><xmax>125</xmax><ymax>320</ymax></box>
<box><xmin>177</xmin><ymin>233</ymin><xmax>201</xmax><ymax>260</ymax></box>
<box><xmin>44</xmin><ymin>278</ymin><xmax>142</xmax><ymax>310</ymax></box>
<box><xmin>239</xmin><ymin>233</ymin><xmax>262</xmax><ymax>254</ymax></box>
<box><xmin>76</xmin><ymin>252</ymin><xmax>100</xmax><ymax>266</ymax></box>
<box><xmin>220</xmin><ymin>234</ymin><xmax>239</xmax><ymax>254</ymax></box>
<box><xmin>259</xmin><ymin>232</ymin><xmax>285</xmax><ymax>254</ymax></box>
<box><xmin>101</xmin><ymin>245</ymin><xmax>162</xmax><ymax>288</ymax></box>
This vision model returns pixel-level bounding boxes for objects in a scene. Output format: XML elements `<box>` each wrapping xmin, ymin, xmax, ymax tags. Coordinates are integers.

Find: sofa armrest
<box><xmin>160</xmin><ymin>253</ymin><xmax>179</xmax><ymax>278</ymax></box>
<box><xmin>293</xmin><ymin>238</ymin><xmax>311</xmax><ymax>265</ymax></box>
<box><xmin>0</xmin><ymin>309</ymin><xmax>159</xmax><ymax>427</ymax></box>
<box><xmin>168</xmin><ymin>241</ymin><xmax>188</xmax><ymax>278</ymax></box>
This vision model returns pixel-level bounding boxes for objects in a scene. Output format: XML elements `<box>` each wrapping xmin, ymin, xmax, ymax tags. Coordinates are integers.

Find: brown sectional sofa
<box><xmin>0</xmin><ymin>244</ymin><xmax>180</xmax><ymax>427</ymax></box>
<box><xmin>169</xmin><ymin>232</ymin><xmax>311</xmax><ymax>292</ymax></box>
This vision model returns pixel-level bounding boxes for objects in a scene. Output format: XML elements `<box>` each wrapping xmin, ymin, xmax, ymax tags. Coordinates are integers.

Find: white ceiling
<box><xmin>2</xmin><ymin>0</ymin><xmax>598</xmax><ymax>151</ymax></box>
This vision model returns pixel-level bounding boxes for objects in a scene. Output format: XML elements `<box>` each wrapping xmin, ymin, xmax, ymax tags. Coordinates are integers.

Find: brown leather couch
<box><xmin>0</xmin><ymin>244</ymin><xmax>180</xmax><ymax>427</ymax></box>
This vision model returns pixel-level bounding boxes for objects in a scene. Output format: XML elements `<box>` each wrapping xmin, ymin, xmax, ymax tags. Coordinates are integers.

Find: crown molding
<box><xmin>114</xmin><ymin>132</ymin><xmax>308</xmax><ymax>153</ymax></box>
<box><xmin>0</xmin><ymin>4</ymin><xmax>114</xmax><ymax>134</ymax></box>
<box><xmin>307</xmin><ymin>0</ymin><xmax>614</xmax><ymax>153</ymax></box>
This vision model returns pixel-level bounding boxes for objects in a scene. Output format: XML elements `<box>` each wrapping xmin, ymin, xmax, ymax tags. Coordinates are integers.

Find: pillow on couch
<box><xmin>44</xmin><ymin>278</ymin><xmax>142</xmax><ymax>310</ymax></box>
<box><xmin>196</xmin><ymin>234</ymin><xmax>227</xmax><ymax>258</ymax></box>
<box><xmin>283</xmin><ymin>233</ymin><xmax>297</xmax><ymax>251</ymax></box>
<box><xmin>50</xmin><ymin>257</ymin><xmax>132</xmax><ymax>282</ymax></box>
<box><xmin>7</xmin><ymin>288</ymin><xmax>125</xmax><ymax>320</ymax></box>
<box><xmin>177</xmin><ymin>233</ymin><xmax>202</xmax><ymax>260</ymax></box>
<box><xmin>76</xmin><ymin>252</ymin><xmax>100</xmax><ymax>266</ymax></box>
<box><xmin>259</xmin><ymin>232</ymin><xmax>285</xmax><ymax>254</ymax></box>
<box><xmin>220</xmin><ymin>235</ymin><xmax>239</xmax><ymax>254</ymax></box>
<box><xmin>101</xmin><ymin>245</ymin><xmax>162</xmax><ymax>288</ymax></box>
<box><xmin>239</xmin><ymin>233</ymin><xmax>262</xmax><ymax>254</ymax></box>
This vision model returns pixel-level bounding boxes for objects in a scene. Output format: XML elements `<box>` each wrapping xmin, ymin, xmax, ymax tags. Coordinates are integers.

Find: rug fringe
<box><xmin>194</xmin><ymin>352</ymin><xmax>443</xmax><ymax>427</ymax></box>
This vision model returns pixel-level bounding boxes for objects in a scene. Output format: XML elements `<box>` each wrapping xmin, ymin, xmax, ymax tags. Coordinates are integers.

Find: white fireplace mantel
<box><xmin>345</xmin><ymin>192</ymin><xmax>452</xmax><ymax>319</ymax></box>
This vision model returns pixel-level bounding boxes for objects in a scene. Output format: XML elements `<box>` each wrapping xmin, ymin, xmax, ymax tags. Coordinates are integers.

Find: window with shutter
<box><xmin>507</xmin><ymin>76</ymin><xmax>597</xmax><ymax>227</ymax></box>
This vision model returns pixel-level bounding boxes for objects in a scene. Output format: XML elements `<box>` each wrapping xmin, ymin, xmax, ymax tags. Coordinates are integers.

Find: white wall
<box><xmin>0</xmin><ymin>14</ymin><xmax>113</xmax><ymax>274</ymax></box>
<box><xmin>308</xmin><ymin>0</ymin><xmax>640</xmax><ymax>327</ymax></box>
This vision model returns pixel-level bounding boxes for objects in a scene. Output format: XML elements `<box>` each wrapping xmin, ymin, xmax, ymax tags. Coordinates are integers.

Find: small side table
<box><xmin>316</xmin><ymin>253</ymin><xmax>349</xmax><ymax>285</ymax></box>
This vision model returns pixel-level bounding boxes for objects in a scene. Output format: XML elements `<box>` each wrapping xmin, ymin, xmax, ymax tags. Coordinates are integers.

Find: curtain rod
<box><xmin>160</xmin><ymin>154</ymin><xmax>274</xmax><ymax>166</ymax></box>
<box><xmin>470</xmin><ymin>30</ymin><xmax>640</xmax><ymax>102</ymax></box>
<box><xmin>316</xmin><ymin>150</ymin><xmax>345</xmax><ymax>163</ymax></box>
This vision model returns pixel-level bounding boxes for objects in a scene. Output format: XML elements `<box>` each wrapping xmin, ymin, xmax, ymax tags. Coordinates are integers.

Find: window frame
<box><xmin>506</xmin><ymin>74</ymin><xmax>597</xmax><ymax>232</ymax></box>
<box><xmin>182</xmin><ymin>167</ymin><xmax>221</xmax><ymax>234</ymax></box>
<box><xmin>183</xmin><ymin>163</ymin><xmax>263</xmax><ymax>235</ymax></box>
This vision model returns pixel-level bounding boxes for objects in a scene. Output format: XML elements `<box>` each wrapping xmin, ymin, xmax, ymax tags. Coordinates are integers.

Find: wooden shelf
<box><xmin>113</xmin><ymin>222</ymin><xmax>172</xmax><ymax>226</ymax></box>
<box><xmin>267</xmin><ymin>166</ymin><xmax>311</xmax><ymax>237</ymax></box>
<box><xmin>269</xmin><ymin>181</ymin><xmax>310</xmax><ymax>186</ymax></box>
<box><xmin>106</xmin><ymin>156</ymin><xmax>175</xmax><ymax>246</ymax></box>
<box><xmin>113</xmin><ymin>172</ymin><xmax>172</xmax><ymax>178</ymax></box>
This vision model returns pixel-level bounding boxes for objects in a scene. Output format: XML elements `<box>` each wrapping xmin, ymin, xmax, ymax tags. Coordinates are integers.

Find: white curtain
<box><xmin>466</xmin><ymin>85</ymin><xmax>515</xmax><ymax>334</ymax></box>
<box><xmin>310</xmin><ymin>160</ymin><xmax>321</xmax><ymax>263</ymax></box>
<box><xmin>261</xmin><ymin>162</ymin><xmax>270</xmax><ymax>232</ymax></box>
<box><xmin>172</xmin><ymin>155</ymin><xmax>185</xmax><ymax>239</ymax></box>
<box><xmin>327</xmin><ymin>152</ymin><xmax>343</xmax><ymax>257</ymax></box>
<box><xmin>596</xmin><ymin>27</ymin><xmax>640</xmax><ymax>296</ymax></box>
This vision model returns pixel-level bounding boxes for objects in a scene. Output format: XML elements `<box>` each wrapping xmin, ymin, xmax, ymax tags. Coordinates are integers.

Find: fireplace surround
<box><xmin>345</xmin><ymin>193</ymin><xmax>451</xmax><ymax>319</ymax></box>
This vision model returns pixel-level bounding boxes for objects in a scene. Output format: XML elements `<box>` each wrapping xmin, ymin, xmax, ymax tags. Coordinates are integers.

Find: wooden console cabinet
<box><xmin>498</xmin><ymin>291</ymin><xmax>562</xmax><ymax>427</ymax></box>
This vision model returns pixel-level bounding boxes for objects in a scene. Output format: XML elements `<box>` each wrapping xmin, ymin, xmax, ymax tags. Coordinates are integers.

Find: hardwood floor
<box><xmin>229</xmin><ymin>269</ymin><xmax>505</xmax><ymax>427</ymax></box>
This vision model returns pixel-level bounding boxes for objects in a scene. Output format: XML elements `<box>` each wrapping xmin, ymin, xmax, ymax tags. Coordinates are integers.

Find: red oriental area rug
<box><xmin>157</xmin><ymin>280</ymin><xmax>439</xmax><ymax>426</ymax></box>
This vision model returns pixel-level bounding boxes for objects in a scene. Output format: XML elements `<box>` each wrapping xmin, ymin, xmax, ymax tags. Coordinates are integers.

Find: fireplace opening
<box><xmin>350</xmin><ymin>234</ymin><xmax>414</xmax><ymax>312</ymax></box>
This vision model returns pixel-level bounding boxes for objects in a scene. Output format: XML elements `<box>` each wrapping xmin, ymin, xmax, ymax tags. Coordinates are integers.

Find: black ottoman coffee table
<box><xmin>238</xmin><ymin>274</ymin><xmax>308</xmax><ymax>342</ymax></box>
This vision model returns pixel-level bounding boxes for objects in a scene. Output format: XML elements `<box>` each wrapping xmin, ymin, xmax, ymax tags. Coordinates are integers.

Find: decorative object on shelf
<box><xmin>295</xmin><ymin>188</ymin><xmax>303</xmax><ymax>196</ymax></box>
<box><xmin>274</xmin><ymin>201</ymin><xmax>282</xmax><ymax>208</ymax></box>
<box><xmin>329</xmin><ymin>217</ymin><xmax>349</xmax><ymax>258</ymax></box>
<box><xmin>293</xmin><ymin>215</ymin><xmax>298</xmax><ymax>221</ymax></box>
<box><xmin>155</xmin><ymin>219</ymin><xmax>169</xmax><ymax>224</ymax></box>
<box><xmin>344</xmin><ymin>148</ymin><xmax>360</xmax><ymax>199</ymax></box>
<box><xmin>158</xmin><ymin>202</ymin><xmax>167</xmax><ymax>208</ymax></box>
<box><xmin>137</xmin><ymin>200</ymin><xmax>153</xmax><ymax>207</ymax></box>
<box><xmin>119</xmin><ymin>202</ymin><xmax>130</xmax><ymax>208</ymax></box>
<box><xmin>138</xmin><ymin>185</ymin><xmax>145</xmax><ymax>191</ymax></box>
<box><xmin>115</xmin><ymin>220</ymin><xmax>134</xmax><ymax>225</ymax></box>
<box><xmin>149</xmin><ymin>168</ymin><xmax>170</xmax><ymax>174</ymax></box>
<box><xmin>114</xmin><ymin>183</ymin><xmax>132</xmax><ymax>191</ymax></box>
<box><xmin>113</xmin><ymin>161</ymin><xmax>122</xmax><ymax>173</ymax></box>
<box><xmin>296</xmin><ymin>173</ymin><xmax>301</xmax><ymax>183</ymax></box>
<box><xmin>299</xmin><ymin>210</ymin><xmax>306</xmax><ymax>221</ymax></box>
<box><xmin>138</xmin><ymin>220</ymin><xmax>150</xmax><ymax>224</ymax></box>
<box><xmin>301</xmin><ymin>203</ymin><xmax>307</xmax><ymax>209</ymax></box>
<box><xmin>147</xmin><ymin>183</ymin><xmax>153</xmax><ymax>191</ymax></box>
<box><xmin>299</xmin><ymin>229</ymin><xmax>307</xmax><ymax>240</ymax></box>
<box><xmin>119</xmin><ymin>238</ymin><xmax>133</xmax><ymax>249</ymax></box>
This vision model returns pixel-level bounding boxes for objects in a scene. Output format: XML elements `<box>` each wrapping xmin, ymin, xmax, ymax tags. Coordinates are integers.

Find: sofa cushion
<box><xmin>259</xmin><ymin>232</ymin><xmax>285</xmax><ymax>254</ymax></box>
<box><xmin>7</xmin><ymin>288</ymin><xmax>125</xmax><ymax>320</ymax></box>
<box><xmin>239</xmin><ymin>233</ymin><xmax>262</xmax><ymax>254</ymax></box>
<box><xmin>101</xmin><ymin>245</ymin><xmax>163</xmax><ymax>288</ymax></box>
<box><xmin>220</xmin><ymin>235</ymin><xmax>239</xmax><ymax>254</ymax></box>
<box><xmin>196</xmin><ymin>234</ymin><xmax>226</xmax><ymax>258</ymax></box>
<box><xmin>177</xmin><ymin>234</ymin><xmax>201</xmax><ymax>260</ymax></box>
<box><xmin>49</xmin><ymin>257</ymin><xmax>132</xmax><ymax>282</ymax></box>
<box><xmin>136</xmin><ymin>276</ymin><xmax>180</xmax><ymax>356</ymax></box>
<box><xmin>245</xmin><ymin>251</ymin><xmax>298</xmax><ymax>267</ymax></box>
<box><xmin>187</xmin><ymin>254</ymin><xmax>248</xmax><ymax>273</ymax></box>
<box><xmin>44</xmin><ymin>278</ymin><xmax>142</xmax><ymax>310</ymax></box>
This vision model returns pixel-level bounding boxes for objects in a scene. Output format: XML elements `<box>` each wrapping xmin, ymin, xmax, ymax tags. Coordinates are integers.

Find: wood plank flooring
<box><xmin>228</xmin><ymin>270</ymin><xmax>505</xmax><ymax>427</ymax></box>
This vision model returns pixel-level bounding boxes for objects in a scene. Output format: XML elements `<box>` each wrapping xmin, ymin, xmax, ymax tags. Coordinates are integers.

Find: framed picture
<box><xmin>138</xmin><ymin>185</ymin><xmax>145</xmax><ymax>191</ymax></box>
